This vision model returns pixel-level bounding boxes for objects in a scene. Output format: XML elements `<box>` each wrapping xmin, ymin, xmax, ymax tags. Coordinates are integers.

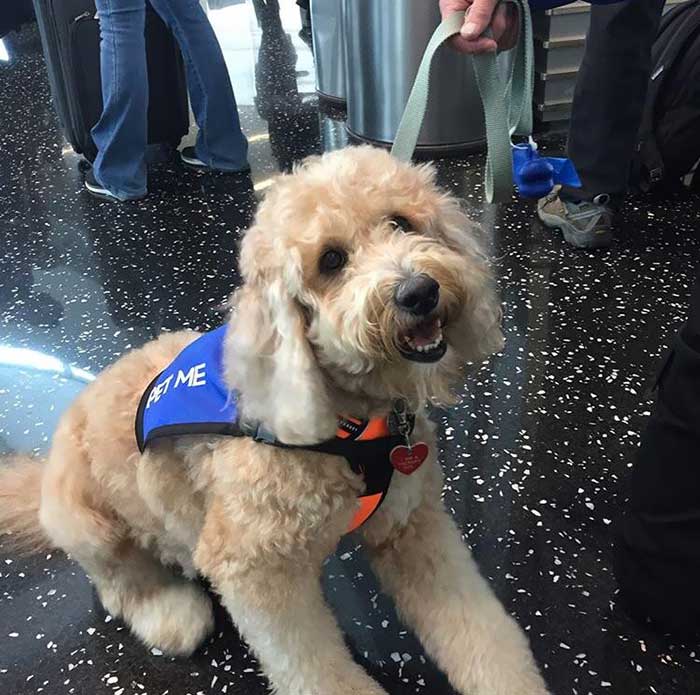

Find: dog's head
<box><xmin>225</xmin><ymin>146</ymin><xmax>503</xmax><ymax>444</ymax></box>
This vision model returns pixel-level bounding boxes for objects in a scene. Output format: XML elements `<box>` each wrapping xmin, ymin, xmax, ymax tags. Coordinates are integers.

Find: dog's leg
<box><xmin>365</xmin><ymin>500</ymin><xmax>550</xmax><ymax>695</ymax></box>
<box><xmin>207</xmin><ymin>568</ymin><xmax>389</xmax><ymax>695</ymax></box>
<box><xmin>40</xmin><ymin>444</ymin><xmax>213</xmax><ymax>656</ymax></box>
<box><xmin>197</xmin><ymin>505</ymin><xmax>388</xmax><ymax>695</ymax></box>
<box><xmin>81</xmin><ymin>541</ymin><xmax>214</xmax><ymax>656</ymax></box>
<box><xmin>47</xmin><ymin>525</ymin><xmax>214</xmax><ymax>656</ymax></box>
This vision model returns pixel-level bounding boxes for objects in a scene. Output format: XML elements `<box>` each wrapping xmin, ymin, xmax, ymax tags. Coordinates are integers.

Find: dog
<box><xmin>0</xmin><ymin>146</ymin><xmax>549</xmax><ymax>695</ymax></box>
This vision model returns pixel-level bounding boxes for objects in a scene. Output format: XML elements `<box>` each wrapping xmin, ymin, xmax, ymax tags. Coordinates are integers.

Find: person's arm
<box><xmin>440</xmin><ymin>0</ymin><xmax>625</xmax><ymax>54</ymax></box>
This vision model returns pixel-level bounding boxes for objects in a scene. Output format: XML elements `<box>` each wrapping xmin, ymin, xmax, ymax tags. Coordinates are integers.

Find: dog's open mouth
<box><xmin>397</xmin><ymin>316</ymin><xmax>447</xmax><ymax>363</ymax></box>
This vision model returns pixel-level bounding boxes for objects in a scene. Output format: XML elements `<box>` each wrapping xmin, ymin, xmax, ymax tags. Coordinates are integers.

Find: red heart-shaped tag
<box><xmin>390</xmin><ymin>442</ymin><xmax>429</xmax><ymax>475</ymax></box>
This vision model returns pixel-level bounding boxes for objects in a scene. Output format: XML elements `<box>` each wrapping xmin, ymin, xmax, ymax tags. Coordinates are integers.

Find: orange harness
<box><xmin>239</xmin><ymin>414</ymin><xmax>413</xmax><ymax>533</ymax></box>
<box><xmin>333</xmin><ymin>416</ymin><xmax>396</xmax><ymax>532</ymax></box>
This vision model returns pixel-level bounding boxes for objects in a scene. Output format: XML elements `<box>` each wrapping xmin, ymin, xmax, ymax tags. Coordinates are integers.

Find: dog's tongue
<box><xmin>409</xmin><ymin>317</ymin><xmax>440</xmax><ymax>347</ymax></box>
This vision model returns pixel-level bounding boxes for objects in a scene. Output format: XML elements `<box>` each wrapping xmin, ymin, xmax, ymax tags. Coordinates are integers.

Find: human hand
<box><xmin>439</xmin><ymin>0</ymin><xmax>519</xmax><ymax>54</ymax></box>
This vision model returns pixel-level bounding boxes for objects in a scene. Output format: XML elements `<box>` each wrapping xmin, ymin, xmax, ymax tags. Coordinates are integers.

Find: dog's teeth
<box><xmin>413</xmin><ymin>334</ymin><xmax>444</xmax><ymax>353</ymax></box>
<box><xmin>401</xmin><ymin>327</ymin><xmax>445</xmax><ymax>354</ymax></box>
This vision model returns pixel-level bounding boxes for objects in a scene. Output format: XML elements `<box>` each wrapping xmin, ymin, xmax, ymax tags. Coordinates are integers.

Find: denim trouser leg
<box><xmin>91</xmin><ymin>0</ymin><xmax>149</xmax><ymax>200</ymax></box>
<box><xmin>149</xmin><ymin>0</ymin><xmax>248</xmax><ymax>171</ymax></box>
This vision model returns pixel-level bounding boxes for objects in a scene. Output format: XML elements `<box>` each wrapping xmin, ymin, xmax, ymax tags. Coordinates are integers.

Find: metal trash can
<box><xmin>311</xmin><ymin>0</ymin><xmax>346</xmax><ymax>105</ymax></box>
<box><xmin>343</xmin><ymin>0</ymin><xmax>486</xmax><ymax>154</ymax></box>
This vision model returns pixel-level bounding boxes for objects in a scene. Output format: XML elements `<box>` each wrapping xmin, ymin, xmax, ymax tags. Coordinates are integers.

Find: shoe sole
<box><xmin>84</xmin><ymin>182</ymin><xmax>145</xmax><ymax>202</ymax></box>
<box><xmin>180</xmin><ymin>154</ymin><xmax>210</xmax><ymax>170</ymax></box>
<box><xmin>180</xmin><ymin>153</ymin><xmax>251</xmax><ymax>175</ymax></box>
<box><xmin>537</xmin><ymin>207</ymin><xmax>613</xmax><ymax>249</ymax></box>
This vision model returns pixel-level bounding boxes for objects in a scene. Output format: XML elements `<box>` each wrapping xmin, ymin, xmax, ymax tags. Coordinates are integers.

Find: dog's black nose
<box><xmin>395</xmin><ymin>274</ymin><xmax>440</xmax><ymax>316</ymax></box>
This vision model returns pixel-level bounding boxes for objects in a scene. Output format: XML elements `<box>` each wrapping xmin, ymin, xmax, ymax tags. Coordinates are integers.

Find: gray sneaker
<box><xmin>537</xmin><ymin>186</ymin><xmax>614</xmax><ymax>249</ymax></box>
<box><xmin>180</xmin><ymin>146</ymin><xmax>209</xmax><ymax>170</ymax></box>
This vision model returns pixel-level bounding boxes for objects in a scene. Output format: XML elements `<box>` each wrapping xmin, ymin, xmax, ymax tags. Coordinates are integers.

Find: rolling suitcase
<box><xmin>32</xmin><ymin>0</ymin><xmax>189</xmax><ymax>162</ymax></box>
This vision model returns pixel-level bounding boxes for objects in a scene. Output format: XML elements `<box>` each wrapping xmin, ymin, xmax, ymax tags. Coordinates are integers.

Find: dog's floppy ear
<box><xmin>434</xmin><ymin>196</ymin><xmax>505</xmax><ymax>363</ymax></box>
<box><xmin>224</xmin><ymin>276</ymin><xmax>338</xmax><ymax>446</ymax></box>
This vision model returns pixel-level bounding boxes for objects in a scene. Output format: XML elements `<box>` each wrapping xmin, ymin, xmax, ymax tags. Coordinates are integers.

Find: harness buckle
<box><xmin>240</xmin><ymin>420</ymin><xmax>279</xmax><ymax>445</ymax></box>
<box><xmin>392</xmin><ymin>398</ymin><xmax>413</xmax><ymax>447</ymax></box>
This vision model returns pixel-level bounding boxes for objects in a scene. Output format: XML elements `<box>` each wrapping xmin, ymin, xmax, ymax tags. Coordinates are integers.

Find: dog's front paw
<box><xmin>463</xmin><ymin>617</ymin><xmax>550</xmax><ymax>695</ymax></box>
<box><xmin>470</xmin><ymin>668</ymin><xmax>550</xmax><ymax>695</ymax></box>
<box><xmin>508</xmin><ymin>672</ymin><xmax>551</xmax><ymax>695</ymax></box>
<box><xmin>129</xmin><ymin>581</ymin><xmax>214</xmax><ymax>657</ymax></box>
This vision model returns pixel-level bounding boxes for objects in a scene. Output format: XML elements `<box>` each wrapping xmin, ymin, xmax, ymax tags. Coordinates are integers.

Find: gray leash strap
<box><xmin>390</xmin><ymin>2</ymin><xmax>534</xmax><ymax>203</ymax></box>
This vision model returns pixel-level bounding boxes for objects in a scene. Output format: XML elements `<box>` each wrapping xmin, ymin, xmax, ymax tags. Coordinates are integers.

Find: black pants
<box><xmin>561</xmin><ymin>0</ymin><xmax>666</xmax><ymax>205</ymax></box>
<box><xmin>614</xmin><ymin>268</ymin><xmax>700</xmax><ymax>636</ymax></box>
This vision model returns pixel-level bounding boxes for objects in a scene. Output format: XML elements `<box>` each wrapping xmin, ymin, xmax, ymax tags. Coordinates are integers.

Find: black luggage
<box><xmin>32</xmin><ymin>0</ymin><xmax>189</xmax><ymax>162</ymax></box>
<box><xmin>632</xmin><ymin>0</ymin><xmax>700</xmax><ymax>192</ymax></box>
<box><xmin>1</xmin><ymin>0</ymin><xmax>35</xmax><ymax>38</ymax></box>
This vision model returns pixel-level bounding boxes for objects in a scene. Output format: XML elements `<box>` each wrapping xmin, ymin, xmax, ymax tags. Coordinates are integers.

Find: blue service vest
<box><xmin>136</xmin><ymin>327</ymin><xmax>240</xmax><ymax>450</ymax></box>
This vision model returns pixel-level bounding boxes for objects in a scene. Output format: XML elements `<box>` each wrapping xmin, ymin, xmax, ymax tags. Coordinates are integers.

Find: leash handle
<box><xmin>390</xmin><ymin>1</ymin><xmax>534</xmax><ymax>203</ymax></box>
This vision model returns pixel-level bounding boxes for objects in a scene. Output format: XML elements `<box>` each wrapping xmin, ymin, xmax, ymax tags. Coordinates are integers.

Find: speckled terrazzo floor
<box><xmin>2</xmin><ymin>2</ymin><xmax>700</xmax><ymax>695</ymax></box>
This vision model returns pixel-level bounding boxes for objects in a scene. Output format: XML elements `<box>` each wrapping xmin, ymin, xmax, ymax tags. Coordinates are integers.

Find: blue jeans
<box><xmin>91</xmin><ymin>0</ymin><xmax>249</xmax><ymax>200</ymax></box>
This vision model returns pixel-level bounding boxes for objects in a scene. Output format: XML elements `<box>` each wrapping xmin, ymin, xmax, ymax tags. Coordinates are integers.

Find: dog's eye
<box><xmin>319</xmin><ymin>248</ymin><xmax>347</xmax><ymax>274</ymax></box>
<box><xmin>389</xmin><ymin>215</ymin><xmax>413</xmax><ymax>232</ymax></box>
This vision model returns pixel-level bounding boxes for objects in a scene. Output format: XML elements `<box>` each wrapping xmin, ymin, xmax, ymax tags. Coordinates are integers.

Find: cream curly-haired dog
<box><xmin>0</xmin><ymin>147</ymin><xmax>549</xmax><ymax>695</ymax></box>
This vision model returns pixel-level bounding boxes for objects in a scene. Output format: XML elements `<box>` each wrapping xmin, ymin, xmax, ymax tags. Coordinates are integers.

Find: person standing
<box><xmin>537</xmin><ymin>0</ymin><xmax>665</xmax><ymax>248</ymax></box>
<box><xmin>440</xmin><ymin>0</ymin><xmax>664</xmax><ymax>249</ymax></box>
<box><xmin>86</xmin><ymin>0</ymin><xmax>249</xmax><ymax>202</ymax></box>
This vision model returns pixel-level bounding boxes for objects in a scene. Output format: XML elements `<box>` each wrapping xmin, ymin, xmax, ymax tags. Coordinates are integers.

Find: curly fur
<box><xmin>227</xmin><ymin>147</ymin><xmax>503</xmax><ymax>442</ymax></box>
<box><xmin>0</xmin><ymin>147</ymin><xmax>547</xmax><ymax>695</ymax></box>
<box><xmin>0</xmin><ymin>455</ymin><xmax>51</xmax><ymax>555</ymax></box>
